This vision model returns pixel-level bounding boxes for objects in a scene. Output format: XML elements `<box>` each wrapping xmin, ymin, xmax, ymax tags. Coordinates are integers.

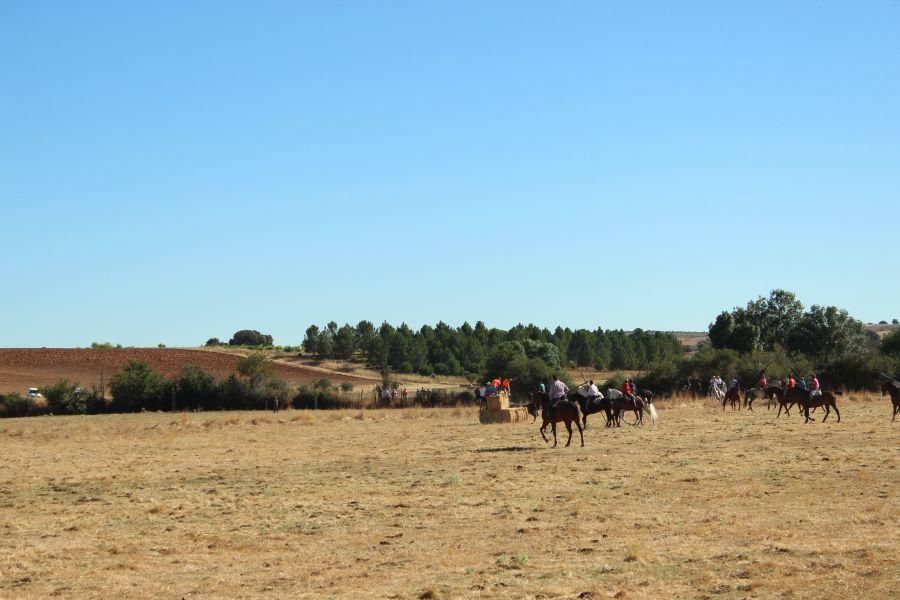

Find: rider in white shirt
<box><xmin>586</xmin><ymin>380</ymin><xmax>602</xmax><ymax>404</ymax></box>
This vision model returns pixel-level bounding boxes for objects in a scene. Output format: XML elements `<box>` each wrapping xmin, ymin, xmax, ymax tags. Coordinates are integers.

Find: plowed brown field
<box><xmin>0</xmin><ymin>348</ymin><xmax>376</xmax><ymax>394</ymax></box>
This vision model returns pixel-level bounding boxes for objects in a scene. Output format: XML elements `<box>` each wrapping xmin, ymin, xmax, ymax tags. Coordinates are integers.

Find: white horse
<box><xmin>711</xmin><ymin>382</ymin><xmax>726</xmax><ymax>403</ymax></box>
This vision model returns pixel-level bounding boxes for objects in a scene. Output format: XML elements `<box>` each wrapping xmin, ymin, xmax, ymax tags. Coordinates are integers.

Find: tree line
<box><xmin>301</xmin><ymin>320</ymin><xmax>685</xmax><ymax>377</ymax></box>
<box><xmin>638</xmin><ymin>290</ymin><xmax>900</xmax><ymax>394</ymax></box>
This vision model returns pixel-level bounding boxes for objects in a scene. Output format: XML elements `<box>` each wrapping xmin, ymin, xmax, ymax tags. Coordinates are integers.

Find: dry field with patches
<box><xmin>1</xmin><ymin>396</ymin><xmax>897</xmax><ymax>599</ymax></box>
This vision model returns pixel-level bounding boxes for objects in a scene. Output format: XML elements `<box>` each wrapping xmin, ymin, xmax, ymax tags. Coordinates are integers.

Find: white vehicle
<box><xmin>27</xmin><ymin>388</ymin><xmax>43</xmax><ymax>399</ymax></box>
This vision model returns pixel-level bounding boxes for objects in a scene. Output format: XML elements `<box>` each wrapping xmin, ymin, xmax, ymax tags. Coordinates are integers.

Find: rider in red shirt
<box><xmin>788</xmin><ymin>375</ymin><xmax>796</xmax><ymax>389</ymax></box>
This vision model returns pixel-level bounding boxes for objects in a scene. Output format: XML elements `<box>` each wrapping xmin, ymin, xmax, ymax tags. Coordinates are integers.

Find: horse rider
<box><xmin>809</xmin><ymin>374</ymin><xmax>821</xmax><ymax>397</ymax></box>
<box><xmin>586</xmin><ymin>379</ymin><xmax>602</xmax><ymax>405</ymax></box>
<box><xmin>728</xmin><ymin>376</ymin><xmax>739</xmax><ymax>392</ymax></box>
<box><xmin>788</xmin><ymin>374</ymin><xmax>796</xmax><ymax>389</ymax></box>
<box><xmin>537</xmin><ymin>380</ymin><xmax>546</xmax><ymax>394</ymax></box>
<box><xmin>623</xmin><ymin>378</ymin><xmax>635</xmax><ymax>404</ymax></box>
<box><xmin>759</xmin><ymin>372</ymin><xmax>768</xmax><ymax>389</ymax></box>
<box><xmin>799</xmin><ymin>376</ymin><xmax>808</xmax><ymax>392</ymax></box>
<box><xmin>547</xmin><ymin>374</ymin><xmax>569</xmax><ymax>421</ymax></box>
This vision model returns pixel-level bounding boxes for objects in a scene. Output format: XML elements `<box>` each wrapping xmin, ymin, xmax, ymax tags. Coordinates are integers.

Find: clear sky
<box><xmin>2</xmin><ymin>2</ymin><xmax>898</xmax><ymax>347</ymax></box>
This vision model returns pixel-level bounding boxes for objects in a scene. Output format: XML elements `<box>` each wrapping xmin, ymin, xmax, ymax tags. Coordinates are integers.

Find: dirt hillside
<box><xmin>0</xmin><ymin>348</ymin><xmax>378</xmax><ymax>394</ymax></box>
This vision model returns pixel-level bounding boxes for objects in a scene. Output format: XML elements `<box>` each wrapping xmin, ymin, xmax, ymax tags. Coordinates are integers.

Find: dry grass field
<box><xmin>1</xmin><ymin>396</ymin><xmax>897</xmax><ymax>599</ymax></box>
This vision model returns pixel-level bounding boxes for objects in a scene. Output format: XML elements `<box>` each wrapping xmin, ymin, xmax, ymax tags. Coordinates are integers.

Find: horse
<box><xmin>711</xmin><ymin>383</ymin><xmax>725</xmax><ymax>403</ymax></box>
<box><xmin>723</xmin><ymin>387</ymin><xmax>741</xmax><ymax>411</ymax></box>
<box><xmin>761</xmin><ymin>385</ymin><xmax>782</xmax><ymax>411</ymax></box>
<box><xmin>636</xmin><ymin>390</ymin><xmax>657</xmax><ymax>424</ymax></box>
<box><xmin>795</xmin><ymin>390</ymin><xmax>840</xmax><ymax>423</ymax></box>
<box><xmin>882</xmin><ymin>380</ymin><xmax>900</xmax><ymax>421</ymax></box>
<box><xmin>572</xmin><ymin>394</ymin><xmax>614</xmax><ymax>428</ymax></box>
<box><xmin>606</xmin><ymin>389</ymin><xmax>647</xmax><ymax>426</ymax></box>
<box><xmin>525</xmin><ymin>400</ymin><xmax>539</xmax><ymax>423</ymax></box>
<box><xmin>783</xmin><ymin>388</ymin><xmax>812</xmax><ymax>417</ymax></box>
<box><xmin>770</xmin><ymin>386</ymin><xmax>798</xmax><ymax>418</ymax></box>
<box><xmin>744</xmin><ymin>388</ymin><xmax>772</xmax><ymax>411</ymax></box>
<box><xmin>530</xmin><ymin>392</ymin><xmax>584</xmax><ymax>447</ymax></box>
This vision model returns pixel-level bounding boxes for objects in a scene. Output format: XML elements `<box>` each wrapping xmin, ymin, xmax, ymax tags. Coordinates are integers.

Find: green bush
<box><xmin>109</xmin><ymin>360</ymin><xmax>167</xmax><ymax>412</ymax></box>
<box><xmin>40</xmin><ymin>380</ymin><xmax>86</xmax><ymax>415</ymax></box>
<box><xmin>418</xmin><ymin>364</ymin><xmax>434</xmax><ymax>376</ymax></box>
<box><xmin>313</xmin><ymin>377</ymin><xmax>332</xmax><ymax>391</ymax></box>
<box><xmin>292</xmin><ymin>386</ymin><xmax>355</xmax><ymax>409</ymax></box>
<box><xmin>0</xmin><ymin>393</ymin><xmax>31</xmax><ymax>418</ymax></box>
<box><xmin>174</xmin><ymin>366</ymin><xmax>219</xmax><ymax>410</ymax></box>
<box><xmin>228</xmin><ymin>330</ymin><xmax>274</xmax><ymax>347</ymax></box>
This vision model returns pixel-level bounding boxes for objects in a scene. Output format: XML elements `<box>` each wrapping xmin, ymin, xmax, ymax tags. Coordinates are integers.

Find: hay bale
<box><xmin>485</xmin><ymin>391</ymin><xmax>510</xmax><ymax>411</ymax></box>
<box><xmin>479</xmin><ymin>406</ymin><xmax>529</xmax><ymax>424</ymax></box>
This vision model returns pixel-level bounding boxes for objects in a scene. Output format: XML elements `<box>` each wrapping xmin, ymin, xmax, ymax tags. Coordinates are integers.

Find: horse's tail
<box><xmin>572</xmin><ymin>398</ymin><xmax>583</xmax><ymax>426</ymax></box>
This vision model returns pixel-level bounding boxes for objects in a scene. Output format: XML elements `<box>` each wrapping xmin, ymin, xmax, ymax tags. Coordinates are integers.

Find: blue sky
<box><xmin>2</xmin><ymin>2</ymin><xmax>898</xmax><ymax>347</ymax></box>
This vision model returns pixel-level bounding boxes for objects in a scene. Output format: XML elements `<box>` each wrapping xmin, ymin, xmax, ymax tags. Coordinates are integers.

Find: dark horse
<box><xmin>572</xmin><ymin>394</ymin><xmax>614</xmax><ymax>428</ymax></box>
<box><xmin>882</xmin><ymin>380</ymin><xmax>900</xmax><ymax>421</ymax></box>
<box><xmin>723</xmin><ymin>387</ymin><xmax>741</xmax><ymax>411</ymax></box>
<box><xmin>794</xmin><ymin>390</ymin><xmax>841</xmax><ymax>423</ymax></box>
<box><xmin>769</xmin><ymin>386</ymin><xmax>798</xmax><ymax>418</ymax></box>
<box><xmin>530</xmin><ymin>392</ymin><xmax>584</xmax><ymax>447</ymax></box>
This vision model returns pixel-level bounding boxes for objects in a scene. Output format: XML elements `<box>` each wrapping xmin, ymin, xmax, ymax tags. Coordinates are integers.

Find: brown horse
<box><xmin>882</xmin><ymin>380</ymin><xmax>900</xmax><ymax>421</ymax></box>
<box><xmin>531</xmin><ymin>392</ymin><xmax>584</xmax><ymax>447</ymax></box>
<box><xmin>609</xmin><ymin>393</ymin><xmax>646</xmax><ymax>426</ymax></box>
<box><xmin>723</xmin><ymin>387</ymin><xmax>741</xmax><ymax>411</ymax></box>
<box><xmin>772</xmin><ymin>386</ymin><xmax>804</xmax><ymax>418</ymax></box>
<box><xmin>795</xmin><ymin>390</ymin><xmax>840</xmax><ymax>423</ymax></box>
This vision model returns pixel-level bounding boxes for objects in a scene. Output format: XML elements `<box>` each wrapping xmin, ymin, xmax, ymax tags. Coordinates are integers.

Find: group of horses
<box><xmin>724</xmin><ymin>385</ymin><xmax>841</xmax><ymax>423</ymax></box>
<box><xmin>522</xmin><ymin>388</ymin><xmax>658</xmax><ymax>448</ymax></box>
<box><xmin>513</xmin><ymin>379</ymin><xmax>900</xmax><ymax>448</ymax></box>
<box><xmin>721</xmin><ymin>379</ymin><xmax>900</xmax><ymax>423</ymax></box>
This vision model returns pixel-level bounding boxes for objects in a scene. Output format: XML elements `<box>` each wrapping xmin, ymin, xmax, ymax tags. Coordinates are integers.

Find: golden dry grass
<box><xmin>0</xmin><ymin>396</ymin><xmax>897</xmax><ymax>599</ymax></box>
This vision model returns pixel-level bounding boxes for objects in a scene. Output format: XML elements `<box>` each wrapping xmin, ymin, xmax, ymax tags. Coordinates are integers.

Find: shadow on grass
<box><xmin>474</xmin><ymin>446</ymin><xmax>538</xmax><ymax>453</ymax></box>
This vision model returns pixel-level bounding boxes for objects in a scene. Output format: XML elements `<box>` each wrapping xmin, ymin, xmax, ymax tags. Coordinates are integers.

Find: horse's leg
<box><xmin>564</xmin><ymin>419</ymin><xmax>573</xmax><ymax>447</ymax></box>
<box><xmin>576</xmin><ymin>418</ymin><xmax>584</xmax><ymax>447</ymax></box>
<box><xmin>832</xmin><ymin>402</ymin><xmax>840</xmax><ymax>423</ymax></box>
<box><xmin>540</xmin><ymin>420</ymin><xmax>549</xmax><ymax>443</ymax></box>
<box><xmin>551</xmin><ymin>421</ymin><xmax>558</xmax><ymax>447</ymax></box>
<box><xmin>822</xmin><ymin>404</ymin><xmax>829</xmax><ymax>422</ymax></box>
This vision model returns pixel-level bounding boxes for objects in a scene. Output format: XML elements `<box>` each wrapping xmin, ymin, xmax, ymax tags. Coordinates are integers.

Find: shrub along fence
<box><xmin>0</xmin><ymin>361</ymin><xmax>481</xmax><ymax>419</ymax></box>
